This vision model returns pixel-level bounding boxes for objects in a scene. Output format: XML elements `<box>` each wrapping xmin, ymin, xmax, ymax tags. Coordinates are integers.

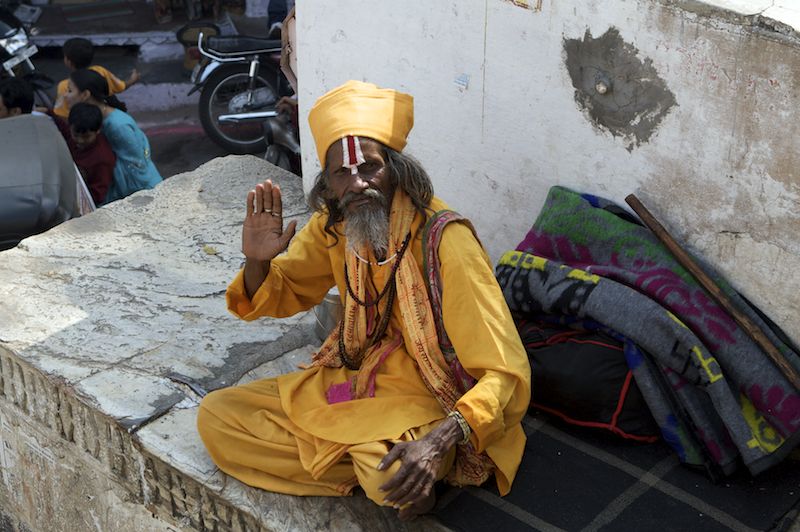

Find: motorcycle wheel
<box><xmin>198</xmin><ymin>63</ymin><xmax>278</xmax><ymax>154</ymax></box>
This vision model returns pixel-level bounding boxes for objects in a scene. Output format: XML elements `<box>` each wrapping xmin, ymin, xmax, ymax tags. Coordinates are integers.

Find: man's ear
<box><xmin>9</xmin><ymin>108</ymin><xmax>22</xmax><ymax>117</ymax></box>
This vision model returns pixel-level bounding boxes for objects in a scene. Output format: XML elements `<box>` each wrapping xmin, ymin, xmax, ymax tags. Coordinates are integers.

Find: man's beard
<box><xmin>339</xmin><ymin>189</ymin><xmax>389</xmax><ymax>258</ymax></box>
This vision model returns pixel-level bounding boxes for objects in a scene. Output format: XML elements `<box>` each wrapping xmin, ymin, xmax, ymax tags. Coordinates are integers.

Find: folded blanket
<box><xmin>496</xmin><ymin>186</ymin><xmax>800</xmax><ymax>477</ymax></box>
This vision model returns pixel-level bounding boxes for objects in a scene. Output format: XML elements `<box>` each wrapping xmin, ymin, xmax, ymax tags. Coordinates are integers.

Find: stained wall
<box><xmin>294</xmin><ymin>0</ymin><xmax>800</xmax><ymax>344</ymax></box>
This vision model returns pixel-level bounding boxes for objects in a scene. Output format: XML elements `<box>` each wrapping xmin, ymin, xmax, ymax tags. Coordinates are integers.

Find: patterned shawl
<box><xmin>311</xmin><ymin>189</ymin><xmax>494</xmax><ymax>486</ymax></box>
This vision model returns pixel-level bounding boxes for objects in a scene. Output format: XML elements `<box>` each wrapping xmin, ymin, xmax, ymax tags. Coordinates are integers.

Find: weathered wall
<box><xmin>295</xmin><ymin>0</ymin><xmax>800</xmax><ymax>344</ymax></box>
<box><xmin>0</xmin><ymin>348</ymin><xmax>181</xmax><ymax>532</ymax></box>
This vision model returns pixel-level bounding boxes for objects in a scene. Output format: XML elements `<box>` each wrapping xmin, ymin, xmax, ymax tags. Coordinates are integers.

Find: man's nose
<box><xmin>346</xmin><ymin>172</ymin><xmax>370</xmax><ymax>193</ymax></box>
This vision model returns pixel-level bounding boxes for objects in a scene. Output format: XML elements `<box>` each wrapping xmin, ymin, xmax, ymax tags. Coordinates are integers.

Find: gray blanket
<box><xmin>496</xmin><ymin>186</ymin><xmax>800</xmax><ymax>477</ymax></box>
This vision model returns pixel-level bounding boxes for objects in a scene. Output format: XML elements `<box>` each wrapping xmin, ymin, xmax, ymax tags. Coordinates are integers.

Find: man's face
<box><xmin>70</xmin><ymin>126</ymin><xmax>98</xmax><ymax>150</ymax></box>
<box><xmin>325</xmin><ymin>137</ymin><xmax>394</xmax><ymax>215</ymax></box>
<box><xmin>0</xmin><ymin>96</ymin><xmax>20</xmax><ymax>119</ymax></box>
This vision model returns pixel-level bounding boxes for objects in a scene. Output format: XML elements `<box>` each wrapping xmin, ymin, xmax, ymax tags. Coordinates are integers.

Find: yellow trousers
<box><xmin>197</xmin><ymin>377</ymin><xmax>454</xmax><ymax>506</ymax></box>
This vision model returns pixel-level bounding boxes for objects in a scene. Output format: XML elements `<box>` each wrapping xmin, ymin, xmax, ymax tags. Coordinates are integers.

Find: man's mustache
<box><xmin>338</xmin><ymin>188</ymin><xmax>386</xmax><ymax>210</ymax></box>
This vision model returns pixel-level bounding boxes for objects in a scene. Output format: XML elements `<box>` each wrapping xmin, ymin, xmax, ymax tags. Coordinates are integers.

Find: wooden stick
<box><xmin>625</xmin><ymin>194</ymin><xmax>800</xmax><ymax>391</ymax></box>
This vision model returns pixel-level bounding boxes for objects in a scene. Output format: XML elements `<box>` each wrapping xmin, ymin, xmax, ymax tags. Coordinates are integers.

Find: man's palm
<box><xmin>242</xmin><ymin>180</ymin><xmax>297</xmax><ymax>262</ymax></box>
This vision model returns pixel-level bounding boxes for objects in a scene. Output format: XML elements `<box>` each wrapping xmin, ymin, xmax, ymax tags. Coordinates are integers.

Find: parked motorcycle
<box><xmin>262</xmin><ymin>106</ymin><xmax>300</xmax><ymax>173</ymax></box>
<box><xmin>0</xmin><ymin>4</ymin><xmax>53</xmax><ymax>107</ymax></box>
<box><xmin>185</xmin><ymin>29</ymin><xmax>292</xmax><ymax>156</ymax></box>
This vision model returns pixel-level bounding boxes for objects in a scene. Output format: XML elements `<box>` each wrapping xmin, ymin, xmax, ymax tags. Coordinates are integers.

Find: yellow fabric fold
<box><xmin>308</xmin><ymin>80</ymin><xmax>414</xmax><ymax>167</ymax></box>
<box><xmin>224</xmin><ymin>196</ymin><xmax>531</xmax><ymax>495</ymax></box>
<box><xmin>310</xmin><ymin>190</ymin><xmax>498</xmax><ymax>486</ymax></box>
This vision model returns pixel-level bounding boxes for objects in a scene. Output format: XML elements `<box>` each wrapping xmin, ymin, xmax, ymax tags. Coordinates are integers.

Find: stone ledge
<box><xmin>661</xmin><ymin>0</ymin><xmax>800</xmax><ymax>43</ymax></box>
<box><xmin>0</xmin><ymin>155</ymin><xmax>446</xmax><ymax>531</ymax></box>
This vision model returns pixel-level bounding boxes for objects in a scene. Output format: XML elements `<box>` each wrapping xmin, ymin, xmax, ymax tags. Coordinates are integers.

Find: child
<box><xmin>66</xmin><ymin>103</ymin><xmax>116</xmax><ymax>205</ymax></box>
<box><xmin>54</xmin><ymin>38</ymin><xmax>140</xmax><ymax>119</ymax></box>
<box><xmin>65</xmin><ymin>69</ymin><xmax>162</xmax><ymax>203</ymax></box>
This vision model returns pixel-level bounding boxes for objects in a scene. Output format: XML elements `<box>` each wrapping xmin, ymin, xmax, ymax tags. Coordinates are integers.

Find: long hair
<box><xmin>307</xmin><ymin>145</ymin><xmax>434</xmax><ymax>242</ymax></box>
<box><xmin>70</xmin><ymin>69</ymin><xmax>127</xmax><ymax>112</ymax></box>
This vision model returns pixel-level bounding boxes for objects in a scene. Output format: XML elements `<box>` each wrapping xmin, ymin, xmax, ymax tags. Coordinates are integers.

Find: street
<box><xmin>137</xmin><ymin>104</ymin><xmax>229</xmax><ymax>179</ymax></box>
<box><xmin>34</xmin><ymin>45</ymin><xmax>232</xmax><ymax>179</ymax></box>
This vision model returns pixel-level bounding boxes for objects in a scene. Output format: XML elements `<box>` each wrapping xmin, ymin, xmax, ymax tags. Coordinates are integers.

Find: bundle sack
<box><xmin>518</xmin><ymin>319</ymin><xmax>660</xmax><ymax>442</ymax></box>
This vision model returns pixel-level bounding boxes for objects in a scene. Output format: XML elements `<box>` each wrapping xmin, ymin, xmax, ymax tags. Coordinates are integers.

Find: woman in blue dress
<box><xmin>65</xmin><ymin>69</ymin><xmax>162</xmax><ymax>203</ymax></box>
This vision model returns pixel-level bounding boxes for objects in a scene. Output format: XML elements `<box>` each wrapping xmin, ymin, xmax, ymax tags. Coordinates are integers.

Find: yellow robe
<box><xmin>207</xmin><ymin>196</ymin><xmax>531</xmax><ymax>497</ymax></box>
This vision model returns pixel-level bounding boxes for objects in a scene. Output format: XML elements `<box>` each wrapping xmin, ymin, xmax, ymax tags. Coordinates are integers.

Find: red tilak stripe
<box><xmin>347</xmin><ymin>136</ymin><xmax>357</xmax><ymax>165</ymax></box>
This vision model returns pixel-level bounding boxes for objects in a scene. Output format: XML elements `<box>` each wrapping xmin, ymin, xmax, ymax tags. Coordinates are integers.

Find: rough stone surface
<box><xmin>0</xmin><ymin>155</ymin><xmax>446</xmax><ymax>531</ymax></box>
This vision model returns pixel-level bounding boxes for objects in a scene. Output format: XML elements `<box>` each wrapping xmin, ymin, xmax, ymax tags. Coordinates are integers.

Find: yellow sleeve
<box><xmin>438</xmin><ymin>223</ymin><xmax>531</xmax><ymax>453</ymax></box>
<box><xmin>226</xmin><ymin>212</ymin><xmax>336</xmax><ymax>321</ymax></box>
<box><xmin>91</xmin><ymin>65</ymin><xmax>127</xmax><ymax>94</ymax></box>
<box><xmin>54</xmin><ymin>79</ymin><xmax>70</xmax><ymax>118</ymax></box>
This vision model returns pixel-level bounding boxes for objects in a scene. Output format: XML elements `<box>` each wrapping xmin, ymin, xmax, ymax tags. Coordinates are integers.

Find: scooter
<box><xmin>185</xmin><ymin>29</ymin><xmax>292</xmax><ymax>155</ymax></box>
<box><xmin>262</xmin><ymin>107</ymin><xmax>300</xmax><ymax>174</ymax></box>
<box><xmin>0</xmin><ymin>4</ymin><xmax>53</xmax><ymax>107</ymax></box>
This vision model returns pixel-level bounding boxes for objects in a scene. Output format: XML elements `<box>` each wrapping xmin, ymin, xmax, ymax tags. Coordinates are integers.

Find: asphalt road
<box><xmin>137</xmin><ymin>105</ymin><xmax>230</xmax><ymax>179</ymax></box>
<box><xmin>34</xmin><ymin>46</ymin><xmax>233</xmax><ymax>178</ymax></box>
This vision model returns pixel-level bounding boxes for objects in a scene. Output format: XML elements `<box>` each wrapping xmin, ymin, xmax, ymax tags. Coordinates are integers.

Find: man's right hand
<box><xmin>242</xmin><ymin>179</ymin><xmax>297</xmax><ymax>261</ymax></box>
<box><xmin>242</xmin><ymin>180</ymin><xmax>297</xmax><ymax>298</ymax></box>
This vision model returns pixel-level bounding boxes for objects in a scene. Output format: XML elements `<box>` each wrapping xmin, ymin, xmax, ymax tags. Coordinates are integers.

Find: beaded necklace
<box><xmin>339</xmin><ymin>232</ymin><xmax>412</xmax><ymax>369</ymax></box>
<box><xmin>343</xmin><ymin>232</ymin><xmax>411</xmax><ymax>307</ymax></box>
<box><xmin>352</xmin><ymin>249</ymin><xmax>398</xmax><ymax>266</ymax></box>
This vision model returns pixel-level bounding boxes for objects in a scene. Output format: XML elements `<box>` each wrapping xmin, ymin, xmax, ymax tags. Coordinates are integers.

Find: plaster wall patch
<box><xmin>564</xmin><ymin>27</ymin><xmax>677</xmax><ymax>151</ymax></box>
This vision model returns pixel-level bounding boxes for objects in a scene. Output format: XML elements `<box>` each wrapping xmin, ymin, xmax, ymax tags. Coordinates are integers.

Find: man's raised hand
<box><xmin>242</xmin><ymin>180</ymin><xmax>297</xmax><ymax>262</ymax></box>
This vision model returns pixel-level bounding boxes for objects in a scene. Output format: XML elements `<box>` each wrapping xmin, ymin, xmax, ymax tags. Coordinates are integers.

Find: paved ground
<box><xmin>138</xmin><ymin>105</ymin><xmax>230</xmax><ymax>179</ymax></box>
<box><xmin>34</xmin><ymin>46</ymin><xmax>233</xmax><ymax>178</ymax></box>
<box><xmin>30</xmin><ymin>7</ymin><xmax>277</xmax><ymax>179</ymax></box>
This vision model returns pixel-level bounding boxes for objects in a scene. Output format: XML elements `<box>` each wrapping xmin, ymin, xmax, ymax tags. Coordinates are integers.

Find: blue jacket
<box><xmin>103</xmin><ymin>109</ymin><xmax>162</xmax><ymax>203</ymax></box>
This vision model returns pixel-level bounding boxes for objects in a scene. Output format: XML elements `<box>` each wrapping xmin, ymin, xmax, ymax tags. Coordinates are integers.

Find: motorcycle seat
<box><xmin>206</xmin><ymin>36</ymin><xmax>282</xmax><ymax>55</ymax></box>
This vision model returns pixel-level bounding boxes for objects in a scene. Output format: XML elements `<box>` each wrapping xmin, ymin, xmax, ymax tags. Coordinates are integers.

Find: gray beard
<box><xmin>340</xmin><ymin>190</ymin><xmax>389</xmax><ymax>259</ymax></box>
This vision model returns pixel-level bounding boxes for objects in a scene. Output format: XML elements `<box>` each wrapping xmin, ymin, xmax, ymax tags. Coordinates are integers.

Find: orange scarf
<box><xmin>311</xmin><ymin>189</ymin><xmax>494</xmax><ymax>487</ymax></box>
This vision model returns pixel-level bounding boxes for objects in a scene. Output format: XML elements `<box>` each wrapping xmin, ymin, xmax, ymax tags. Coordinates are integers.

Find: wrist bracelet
<box><xmin>447</xmin><ymin>410</ymin><xmax>471</xmax><ymax>445</ymax></box>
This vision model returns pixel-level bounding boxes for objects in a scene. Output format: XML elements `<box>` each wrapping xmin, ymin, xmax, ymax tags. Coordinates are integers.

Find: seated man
<box><xmin>197</xmin><ymin>80</ymin><xmax>531</xmax><ymax>520</ymax></box>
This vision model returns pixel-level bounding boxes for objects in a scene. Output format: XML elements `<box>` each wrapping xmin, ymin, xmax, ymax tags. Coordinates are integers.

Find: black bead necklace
<box><xmin>343</xmin><ymin>232</ymin><xmax>411</xmax><ymax>307</ymax></box>
<box><xmin>338</xmin><ymin>232</ymin><xmax>412</xmax><ymax>369</ymax></box>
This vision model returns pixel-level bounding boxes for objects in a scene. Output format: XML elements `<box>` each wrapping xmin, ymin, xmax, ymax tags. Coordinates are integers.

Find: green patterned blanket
<box><xmin>496</xmin><ymin>186</ymin><xmax>800</xmax><ymax>477</ymax></box>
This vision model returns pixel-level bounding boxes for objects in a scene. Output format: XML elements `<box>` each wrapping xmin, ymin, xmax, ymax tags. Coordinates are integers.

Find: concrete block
<box><xmin>0</xmin><ymin>155</ymin><xmax>449</xmax><ymax>531</ymax></box>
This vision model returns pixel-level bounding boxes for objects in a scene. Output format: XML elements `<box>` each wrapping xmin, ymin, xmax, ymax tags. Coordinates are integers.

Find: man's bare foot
<box><xmin>397</xmin><ymin>490</ymin><xmax>436</xmax><ymax>521</ymax></box>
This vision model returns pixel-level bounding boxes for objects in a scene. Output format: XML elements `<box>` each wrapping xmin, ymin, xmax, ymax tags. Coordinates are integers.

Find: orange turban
<box><xmin>308</xmin><ymin>80</ymin><xmax>414</xmax><ymax>168</ymax></box>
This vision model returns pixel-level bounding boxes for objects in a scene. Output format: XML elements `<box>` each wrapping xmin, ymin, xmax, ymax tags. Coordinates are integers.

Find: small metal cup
<box><xmin>313</xmin><ymin>287</ymin><xmax>342</xmax><ymax>341</ymax></box>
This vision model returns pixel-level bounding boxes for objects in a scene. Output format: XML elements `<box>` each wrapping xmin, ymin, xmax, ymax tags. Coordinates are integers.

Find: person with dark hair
<box><xmin>65</xmin><ymin>69</ymin><xmax>161</xmax><ymax>202</ymax></box>
<box><xmin>0</xmin><ymin>77</ymin><xmax>34</xmax><ymax>118</ymax></box>
<box><xmin>62</xmin><ymin>103</ymin><xmax>115</xmax><ymax>205</ymax></box>
<box><xmin>197</xmin><ymin>81</ymin><xmax>531</xmax><ymax>521</ymax></box>
<box><xmin>54</xmin><ymin>37</ymin><xmax>139</xmax><ymax>119</ymax></box>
